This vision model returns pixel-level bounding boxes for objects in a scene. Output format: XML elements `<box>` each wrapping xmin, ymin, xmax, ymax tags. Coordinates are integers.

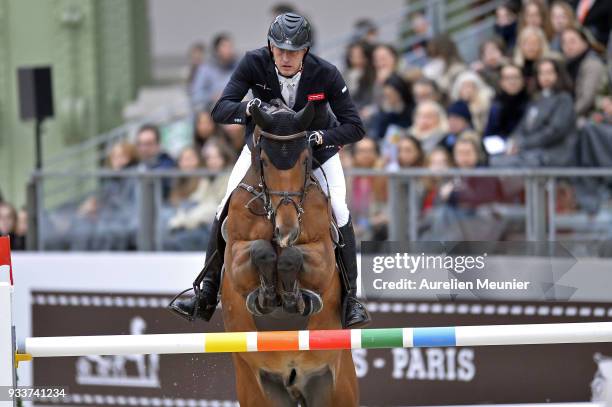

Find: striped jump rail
<box><xmin>17</xmin><ymin>322</ymin><xmax>612</xmax><ymax>359</ymax></box>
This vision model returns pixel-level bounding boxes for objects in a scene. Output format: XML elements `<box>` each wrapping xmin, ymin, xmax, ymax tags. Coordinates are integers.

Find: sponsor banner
<box><xmin>30</xmin><ymin>292</ymin><xmax>612</xmax><ymax>406</ymax></box>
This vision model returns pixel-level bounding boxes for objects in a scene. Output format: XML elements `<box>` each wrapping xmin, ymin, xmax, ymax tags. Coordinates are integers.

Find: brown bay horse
<box><xmin>219</xmin><ymin>101</ymin><xmax>358</xmax><ymax>406</ymax></box>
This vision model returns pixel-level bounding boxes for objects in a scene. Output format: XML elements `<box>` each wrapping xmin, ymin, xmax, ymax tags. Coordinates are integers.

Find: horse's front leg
<box><xmin>247</xmin><ymin>239</ymin><xmax>279</xmax><ymax>315</ymax></box>
<box><xmin>226</xmin><ymin>239</ymin><xmax>277</xmax><ymax>315</ymax></box>
<box><xmin>278</xmin><ymin>241</ymin><xmax>334</xmax><ymax>316</ymax></box>
<box><xmin>277</xmin><ymin>246</ymin><xmax>305</xmax><ymax>314</ymax></box>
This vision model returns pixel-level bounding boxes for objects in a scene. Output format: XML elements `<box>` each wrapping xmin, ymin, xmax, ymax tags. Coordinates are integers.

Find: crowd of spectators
<box><xmin>1</xmin><ymin>0</ymin><xmax>610</xmax><ymax>249</ymax></box>
<box><xmin>40</xmin><ymin>122</ymin><xmax>238</xmax><ymax>251</ymax></box>
<box><xmin>335</xmin><ymin>0</ymin><xmax>611</xmax><ymax>239</ymax></box>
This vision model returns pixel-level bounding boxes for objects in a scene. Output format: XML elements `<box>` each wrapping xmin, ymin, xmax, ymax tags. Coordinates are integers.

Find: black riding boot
<box><xmin>168</xmin><ymin>217</ymin><xmax>224</xmax><ymax>322</ymax></box>
<box><xmin>338</xmin><ymin>218</ymin><xmax>371</xmax><ymax>328</ymax></box>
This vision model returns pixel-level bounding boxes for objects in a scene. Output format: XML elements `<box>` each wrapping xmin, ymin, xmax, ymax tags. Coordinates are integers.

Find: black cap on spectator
<box><xmin>447</xmin><ymin>100</ymin><xmax>473</xmax><ymax>127</ymax></box>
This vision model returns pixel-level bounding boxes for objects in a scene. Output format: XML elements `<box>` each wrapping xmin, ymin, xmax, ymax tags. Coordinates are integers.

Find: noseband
<box><xmin>239</xmin><ymin>129</ymin><xmax>316</xmax><ymax>242</ymax></box>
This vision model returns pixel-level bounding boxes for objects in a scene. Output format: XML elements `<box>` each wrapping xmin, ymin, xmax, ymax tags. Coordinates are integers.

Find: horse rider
<box><xmin>169</xmin><ymin>12</ymin><xmax>371</xmax><ymax>328</ymax></box>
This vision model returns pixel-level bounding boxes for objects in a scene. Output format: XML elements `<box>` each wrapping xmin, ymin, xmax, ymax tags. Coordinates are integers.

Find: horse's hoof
<box><xmin>260</xmin><ymin>287</ymin><xmax>279</xmax><ymax>308</ymax></box>
<box><xmin>246</xmin><ymin>288</ymin><xmax>276</xmax><ymax>316</ymax></box>
<box><xmin>281</xmin><ymin>291</ymin><xmax>305</xmax><ymax>315</ymax></box>
<box><xmin>300</xmin><ymin>288</ymin><xmax>323</xmax><ymax>316</ymax></box>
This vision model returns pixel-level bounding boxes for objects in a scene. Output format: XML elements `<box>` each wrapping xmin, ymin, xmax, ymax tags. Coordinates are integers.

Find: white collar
<box><xmin>275</xmin><ymin>66</ymin><xmax>302</xmax><ymax>84</ymax></box>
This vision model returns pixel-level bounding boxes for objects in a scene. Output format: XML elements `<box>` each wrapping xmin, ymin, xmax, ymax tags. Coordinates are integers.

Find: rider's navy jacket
<box><xmin>211</xmin><ymin>47</ymin><xmax>365</xmax><ymax>166</ymax></box>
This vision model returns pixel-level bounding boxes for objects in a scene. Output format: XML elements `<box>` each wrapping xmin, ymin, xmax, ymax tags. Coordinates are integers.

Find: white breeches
<box><xmin>216</xmin><ymin>145</ymin><xmax>350</xmax><ymax>227</ymax></box>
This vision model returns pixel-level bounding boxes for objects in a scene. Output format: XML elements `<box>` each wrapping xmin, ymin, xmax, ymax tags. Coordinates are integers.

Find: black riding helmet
<box><xmin>267</xmin><ymin>12</ymin><xmax>312</xmax><ymax>52</ymax></box>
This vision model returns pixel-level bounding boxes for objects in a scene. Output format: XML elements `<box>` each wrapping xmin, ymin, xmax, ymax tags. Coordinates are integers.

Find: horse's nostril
<box><xmin>274</xmin><ymin>226</ymin><xmax>281</xmax><ymax>237</ymax></box>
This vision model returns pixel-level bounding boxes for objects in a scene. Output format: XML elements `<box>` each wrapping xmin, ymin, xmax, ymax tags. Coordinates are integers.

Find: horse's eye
<box><xmin>261</xmin><ymin>158</ymin><xmax>268</xmax><ymax>167</ymax></box>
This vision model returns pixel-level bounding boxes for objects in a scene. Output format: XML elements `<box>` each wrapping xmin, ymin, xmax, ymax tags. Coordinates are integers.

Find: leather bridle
<box><xmin>239</xmin><ymin>129</ymin><xmax>316</xmax><ymax>243</ymax></box>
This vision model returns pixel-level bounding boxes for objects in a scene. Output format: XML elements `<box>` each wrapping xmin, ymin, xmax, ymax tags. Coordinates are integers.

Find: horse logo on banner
<box><xmin>75</xmin><ymin>317</ymin><xmax>160</xmax><ymax>387</ymax></box>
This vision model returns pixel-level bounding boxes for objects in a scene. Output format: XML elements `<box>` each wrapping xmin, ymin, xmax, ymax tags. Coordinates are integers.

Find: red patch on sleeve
<box><xmin>307</xmin><ymin>92</ymin><xmax>325</xmax><ymax>101</ymax></box>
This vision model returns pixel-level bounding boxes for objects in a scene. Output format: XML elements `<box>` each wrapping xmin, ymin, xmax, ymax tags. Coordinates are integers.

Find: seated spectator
<box><xmin>439</xmin><ymin>100</ymin><xmax>474</xmax><ymax>153</ymax></box>
<box><xmin>425</xmin><ymin>134</ymin><xmax>509</xmax><ymax>241</ymax></box>
<box><xmin>513</xmin><ymin>26</ymin><xmax>560</xmax><ymax>95</ymax></box>
<box><xmin>561</xmin><ymin>26</ymin><xmax>608</xmax><ymax>120</ymax></box>
<box><xmin>190</xmin><ymin>33</ymin><xmax>238</xmax><ymax>111</ymax></box>
<box><xmin>412</xmin><ymin>78</ymin><xmax>443</xmax><ymax>105</ymax></box>
<box><xmin>550</xmin><ymin>1</ymin><xmax>577</xmax><ymax>51</ymax></box>
<box><xmin>349</xmin><ymin>138</ymin><xmax>388</xmax><ymax>241</ymax></box>
<box><xmin>492</xmin><ymin>58</ymin><xmax>576</xmax><ymax>167</ymax></box>
<box><xmin>387</xmin><ymin>134</ymin><xmax>425</xmax><ymax>171</ymax></box>
<box><xmin>193</xmin><ymin>110</ymin><xmax>235</xmax><ymax>162</ymax></box>
<box><xmin>79</xmin><ymin>141</ymin><xmax>138</xmax><ymax>218</ymax></box>
<box><xmin>448</xmin><ymin>133</ymin><xmax>508</xmax><ymax>207</ymax></box>
<box><xmin>343</xmin><ymin>41</ymin><xmax>375</xmax><ymax>109</ymax></box>
<box><xmin>370</xmin><ymin>44</ymin><xmax>400</xmax><ymax>116</ymax></box>
<box><xmin>572</xmin><ymin>95</ymin><xmax>612</xmax><ymax>212</ymax></box>
<box><xmin>519</xmin><ymin>0</ymin><xmax>555</xmax><ymax>41</ymax></box>
<box><xmin>421</xmin><ymin>146</ymin><xmax>453</xmax><ymax>215</ymax></box>
<box><xmin>575</xmin><ymin>95</ymin><xmax>612</xmax><ymax>165</ymax></box>
<box><xmin>494</xmin><ymin>2</ymin><xmax>520</xmax><ymax>51</ymax></box>
<box><xmin>370</xmin><ymin>73</ymin><xmax>414</xmax><ymax>140</ymax></box>
<box><xmin>409</xmin><ymin>100</ymin><xmax>449</xmax><ymax>153</ymax></box>
<box><xmin>136</xmin><ymin>125</ymin><xmax>175</xmax><ymax>170</ymax></box>
<box><xmin>472</xmin><ymin>38</ymin><xmax>509</xmax><ymax>92</ymax></box>
<box><xmin>453</xmin><ymin>133</ymin><xmax>486</xmax><ymax>169</ymax></box>
<box><xmin>71</xmin><ymin>141</ymin><xmax>139</xmax><ymax>251</ymax></box>
<box><xmin>450</xmin><ymin>70</ymin><xmax>494</xmax><ymax>133</ymax></box>
<box><xmin>0</xmin><ymin>202</ymin><xmax>24</xmax><ymax>250</ymax></box>
<box><xmin>483</xmin><ymin>63</ymin><xmax>530</xmax><ymax>141</ymax></box>
<box><xmin>163</xmin><ymin>143</ymin><xmax>231</xmax><ymax>251</ymax></box>
<box><xmin>423</xmin><ymin>34</ymin><xmax>466</xmax><ymax>96</ymax></box>
<box><xmin>136</xmin><ymin>124</ymin><xmax>176</xmax><ymax>198</ymax></box>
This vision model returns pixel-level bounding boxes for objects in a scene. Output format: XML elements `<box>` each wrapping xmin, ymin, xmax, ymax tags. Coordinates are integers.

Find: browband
<box><xmin>257</xmin><ymin>130</ymin><xmax>308</xmax><ymax>142</ymax></box>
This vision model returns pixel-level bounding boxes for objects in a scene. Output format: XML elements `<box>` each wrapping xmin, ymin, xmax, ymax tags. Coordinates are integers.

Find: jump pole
<box><xmin>16</xmin><ymin>321</ymin><xmax>612</xmax><ymax>359</ymax></box>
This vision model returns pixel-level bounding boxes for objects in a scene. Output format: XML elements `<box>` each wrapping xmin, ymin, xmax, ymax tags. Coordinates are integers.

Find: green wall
<box><xmin>0</xmin><ymin>0</ymin><xmax>151</xmax><ymax>207</ymax></box>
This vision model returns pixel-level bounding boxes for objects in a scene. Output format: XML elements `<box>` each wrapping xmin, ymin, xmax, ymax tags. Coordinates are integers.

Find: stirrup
<box><xmin>167</xmin><ymin>287</ymin><xmax>218</xmax><ymax>322</ymax></box>
<box><xmin>167</xmin><ymin>287</ymin><xmax>198</xmax><ymax>322</ymax></box>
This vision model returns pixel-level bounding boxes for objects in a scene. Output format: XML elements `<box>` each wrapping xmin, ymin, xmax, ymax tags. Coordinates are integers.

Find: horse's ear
<box><xmin>251</xmin><ymin>105</ymin><xmax>274</xmax><ymax>130</ymax></box>
<box><xmin>295</xmin><ymin>101</ymin><xmax>315</xmax><ymax>131</ymax></box>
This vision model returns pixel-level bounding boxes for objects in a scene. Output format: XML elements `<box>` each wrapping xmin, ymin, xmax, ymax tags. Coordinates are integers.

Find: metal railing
<box><xmin>27</xmin><ymin>167</ymin><xmax>612</xmax><ymax>251</ymax></box>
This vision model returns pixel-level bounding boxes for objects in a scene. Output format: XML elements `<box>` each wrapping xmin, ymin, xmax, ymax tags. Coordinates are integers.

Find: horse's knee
<box><xmin>277</xmin><ymin>246</ymin><xmax>303</xmax><ymax>273</ymax></box>
<box><xmin>250</xmin><ymin>239</ymin><xmax>276</xmax><ymax>267</ymax></box>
